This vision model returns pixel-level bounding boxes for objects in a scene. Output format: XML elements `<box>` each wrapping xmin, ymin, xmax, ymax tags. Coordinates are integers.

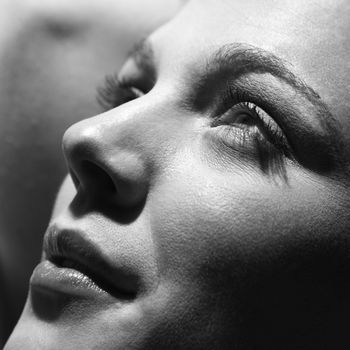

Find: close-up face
<box><xmin>5</xmin><ymin>0</ymin><xmax>350</xmax><ymax>349</ymax></box>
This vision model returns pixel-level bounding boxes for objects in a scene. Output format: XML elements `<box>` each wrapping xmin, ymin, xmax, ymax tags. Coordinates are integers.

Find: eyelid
<box><xmin>216</xmin><ymin>92</ymin><xmax>294</xmax><ymax>159</ymax></box>
<box><xmin>118</xmin><ymin>55</ymin><xmax>156</xmax><ymax>94</ymax></box>
<box><xmin>220</xmin><ymin>87</ymin><xmax>275</xmax><ymax>129</ymax></box>
<box><xmin>96</xmin><ymin>74</ymin><xmax>142</xmax><ymax>111</ymax></box>
<box><xmin>195</xmin><ymin>75</ymin><xmax>301</xmax><ymax>159</ymax></box>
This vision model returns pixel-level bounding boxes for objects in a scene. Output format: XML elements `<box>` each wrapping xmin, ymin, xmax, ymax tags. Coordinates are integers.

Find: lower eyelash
<box><xmin>253</xmin><ymin>132</ymin><xmax>289</xmax><ymax>180</ymax></box>
<box><xmin>214</xmin><ymin>112</ymin><xmax>289</xmax><ymax>179</ymax></box>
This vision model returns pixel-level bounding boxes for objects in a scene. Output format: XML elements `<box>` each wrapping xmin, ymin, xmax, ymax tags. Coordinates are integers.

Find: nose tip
<box><xmin>62</xmin><ymin>121</ymin><xmax>149</xmax><ymax>208</ymax></box>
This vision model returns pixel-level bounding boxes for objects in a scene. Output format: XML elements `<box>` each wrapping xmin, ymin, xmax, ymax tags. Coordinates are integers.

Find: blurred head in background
<box><xmin>4</xmin><ymin>0</ymin><xmax>350</xmax><ymax>349</ymax></box>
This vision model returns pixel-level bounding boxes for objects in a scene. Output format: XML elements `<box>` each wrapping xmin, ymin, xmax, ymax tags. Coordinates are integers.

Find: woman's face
<box><xmin>6</xmin><ymin>0</ymin><xmax>350</xmax><ymax>349</ymax></box>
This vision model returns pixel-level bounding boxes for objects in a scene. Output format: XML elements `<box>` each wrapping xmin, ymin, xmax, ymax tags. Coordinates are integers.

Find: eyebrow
<box><xmin>209</xmin><ymin>44</ymin><xmax>322</xmax><ymax>101</ymax></box>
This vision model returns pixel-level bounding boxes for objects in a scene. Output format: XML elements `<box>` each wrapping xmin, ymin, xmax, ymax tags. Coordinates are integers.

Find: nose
<box><xmin>62</xmin><ymin>108</ymin><xmax>150</xmax><ymax>209</ymax></box>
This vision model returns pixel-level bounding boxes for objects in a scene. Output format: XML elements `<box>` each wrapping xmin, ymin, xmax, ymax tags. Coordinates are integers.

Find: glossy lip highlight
<box><xmin>30</xmin><ymin>259</ymin><xmax>110</xmax><ymax>299</ymax></box>
<box><xmin>31</xmin><ymin>225</ymin><xmax>139</xmax><ymax>300</ymax></box>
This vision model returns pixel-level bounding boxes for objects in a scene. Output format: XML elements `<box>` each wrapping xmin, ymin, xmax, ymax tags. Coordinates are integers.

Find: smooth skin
<box><xmin>5</xmin><ymin>0</ymin><xmax>350</xmax><ymax>349</ymax></box>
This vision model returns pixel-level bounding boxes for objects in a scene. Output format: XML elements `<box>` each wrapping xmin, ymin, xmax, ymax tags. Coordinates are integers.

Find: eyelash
<box><xmin>213</xmin><ymin>89</ymin><xmax>293</xmax><ymax>177</ymax></box>
<box><xmin>96</xmin><ymin>74</ymin><xmax>142</xmax><ymax>111</ymax></box>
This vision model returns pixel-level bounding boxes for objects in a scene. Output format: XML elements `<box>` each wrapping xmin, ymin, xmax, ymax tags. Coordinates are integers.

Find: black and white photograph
<box><xmin>1</xmin><ymin>0</ymin><xmax>350</xmax><ymax>349</ymax></box>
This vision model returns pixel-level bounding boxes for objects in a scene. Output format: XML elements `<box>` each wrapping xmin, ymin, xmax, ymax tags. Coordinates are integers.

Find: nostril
<box><xmin>79</xmin><ymin>160</ymin><xmax>117</xmax><ymax>195</ymax></box>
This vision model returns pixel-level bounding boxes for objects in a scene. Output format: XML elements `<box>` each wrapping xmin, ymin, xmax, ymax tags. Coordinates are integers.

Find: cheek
<box><xmin>148</xmin><ymin>165</ymin><xmax>350</xmax><ymax>346</ymax></box>
<box><xmin>150</xmin><ymin>167</ymin><xmax>268</xmax><ymax>290</ymax></box>
<box><xmin>149</xmin><ymin>160</ymin><xmax>340</xmax><ymax>296</ymax></box>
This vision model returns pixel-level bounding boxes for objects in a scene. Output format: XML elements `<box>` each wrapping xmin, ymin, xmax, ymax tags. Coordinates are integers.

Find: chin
<box><xmin>5</xmin><ymin>291</ymin><xmax>147</xmax><ymax>350</ymax></box>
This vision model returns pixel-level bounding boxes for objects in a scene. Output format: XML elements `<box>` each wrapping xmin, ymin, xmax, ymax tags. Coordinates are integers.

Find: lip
<box><xmin>30</xmin><ymin>225</ymin><xmax>138</xmax><ymax>300</ymax></box>
<box><xmin>30</xmin><ymin>260</ymin><xmax>111</xmax><ymax>299</ymax></box>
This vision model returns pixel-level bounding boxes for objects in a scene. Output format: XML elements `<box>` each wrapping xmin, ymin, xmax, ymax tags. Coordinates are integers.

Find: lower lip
<box><xmin>30</xmin><ymin>260</ymin><xmax>110</xmax><ymax>299</ymax></box>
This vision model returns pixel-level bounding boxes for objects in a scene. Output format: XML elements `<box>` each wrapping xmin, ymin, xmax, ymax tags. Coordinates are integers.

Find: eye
<box><xmin>213</xmin><ymin>102</ymin><xmax>288</xmax><ymax>147</ymax></box>
<box><xmin>212</xmin><ymin>101</ymin><xmax>293</xmax><ymax>178</ymax></box>
<box><xmin>221</xmin><ymin>104</ymin><xmax>256</xmax><ymax>126</ymax></box>
<box><xmin>96</xmin><ymin>74</ymin><xmax>144</xmax><ymax>111</ymax></box>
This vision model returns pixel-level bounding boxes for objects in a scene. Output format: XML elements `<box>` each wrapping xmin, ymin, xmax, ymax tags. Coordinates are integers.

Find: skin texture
<box><xmin>0</xmin><ymin>0</ymin><xmax>182</xmax><ymax>345</ymax></box>
<box><xmin>5</xmin><ymin>0</ymin><xmax>350</xmax><ymax>349</ymax></box>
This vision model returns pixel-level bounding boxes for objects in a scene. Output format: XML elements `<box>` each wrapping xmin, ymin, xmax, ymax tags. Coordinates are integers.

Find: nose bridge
<box><xmin>62</xmin><ymin>99</ymin><xmax>165</xmax><ymax>208</ymax></box>
<box><xmin>63</xmin><ymin>107</ymin><xmax>146</xmax><ymax>162</ymax></box>
<box><xmin>64</xmin><ymin>92</ymin><xmax>176</xmax><ymax>161</ymax></box>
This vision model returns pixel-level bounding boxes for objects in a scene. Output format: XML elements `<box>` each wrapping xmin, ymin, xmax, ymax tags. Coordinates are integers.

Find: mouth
<box><xmin>30</xmin><ymin>225</ymin><xmax>138</xmax><ymax>300</ymax></box>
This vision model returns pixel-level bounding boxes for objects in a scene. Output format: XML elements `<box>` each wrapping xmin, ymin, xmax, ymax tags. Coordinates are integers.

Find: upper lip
<box><xmin>43</xmin><ymin>225</ymin><xmax>138</xmax><ymax>299</ymax></box>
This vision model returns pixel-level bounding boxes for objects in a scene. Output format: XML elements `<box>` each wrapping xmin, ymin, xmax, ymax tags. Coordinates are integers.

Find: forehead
<box><xmin>151</xmin><ymin>0</ymin><xmax>350</xmax><ymax>134</ymax></box>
